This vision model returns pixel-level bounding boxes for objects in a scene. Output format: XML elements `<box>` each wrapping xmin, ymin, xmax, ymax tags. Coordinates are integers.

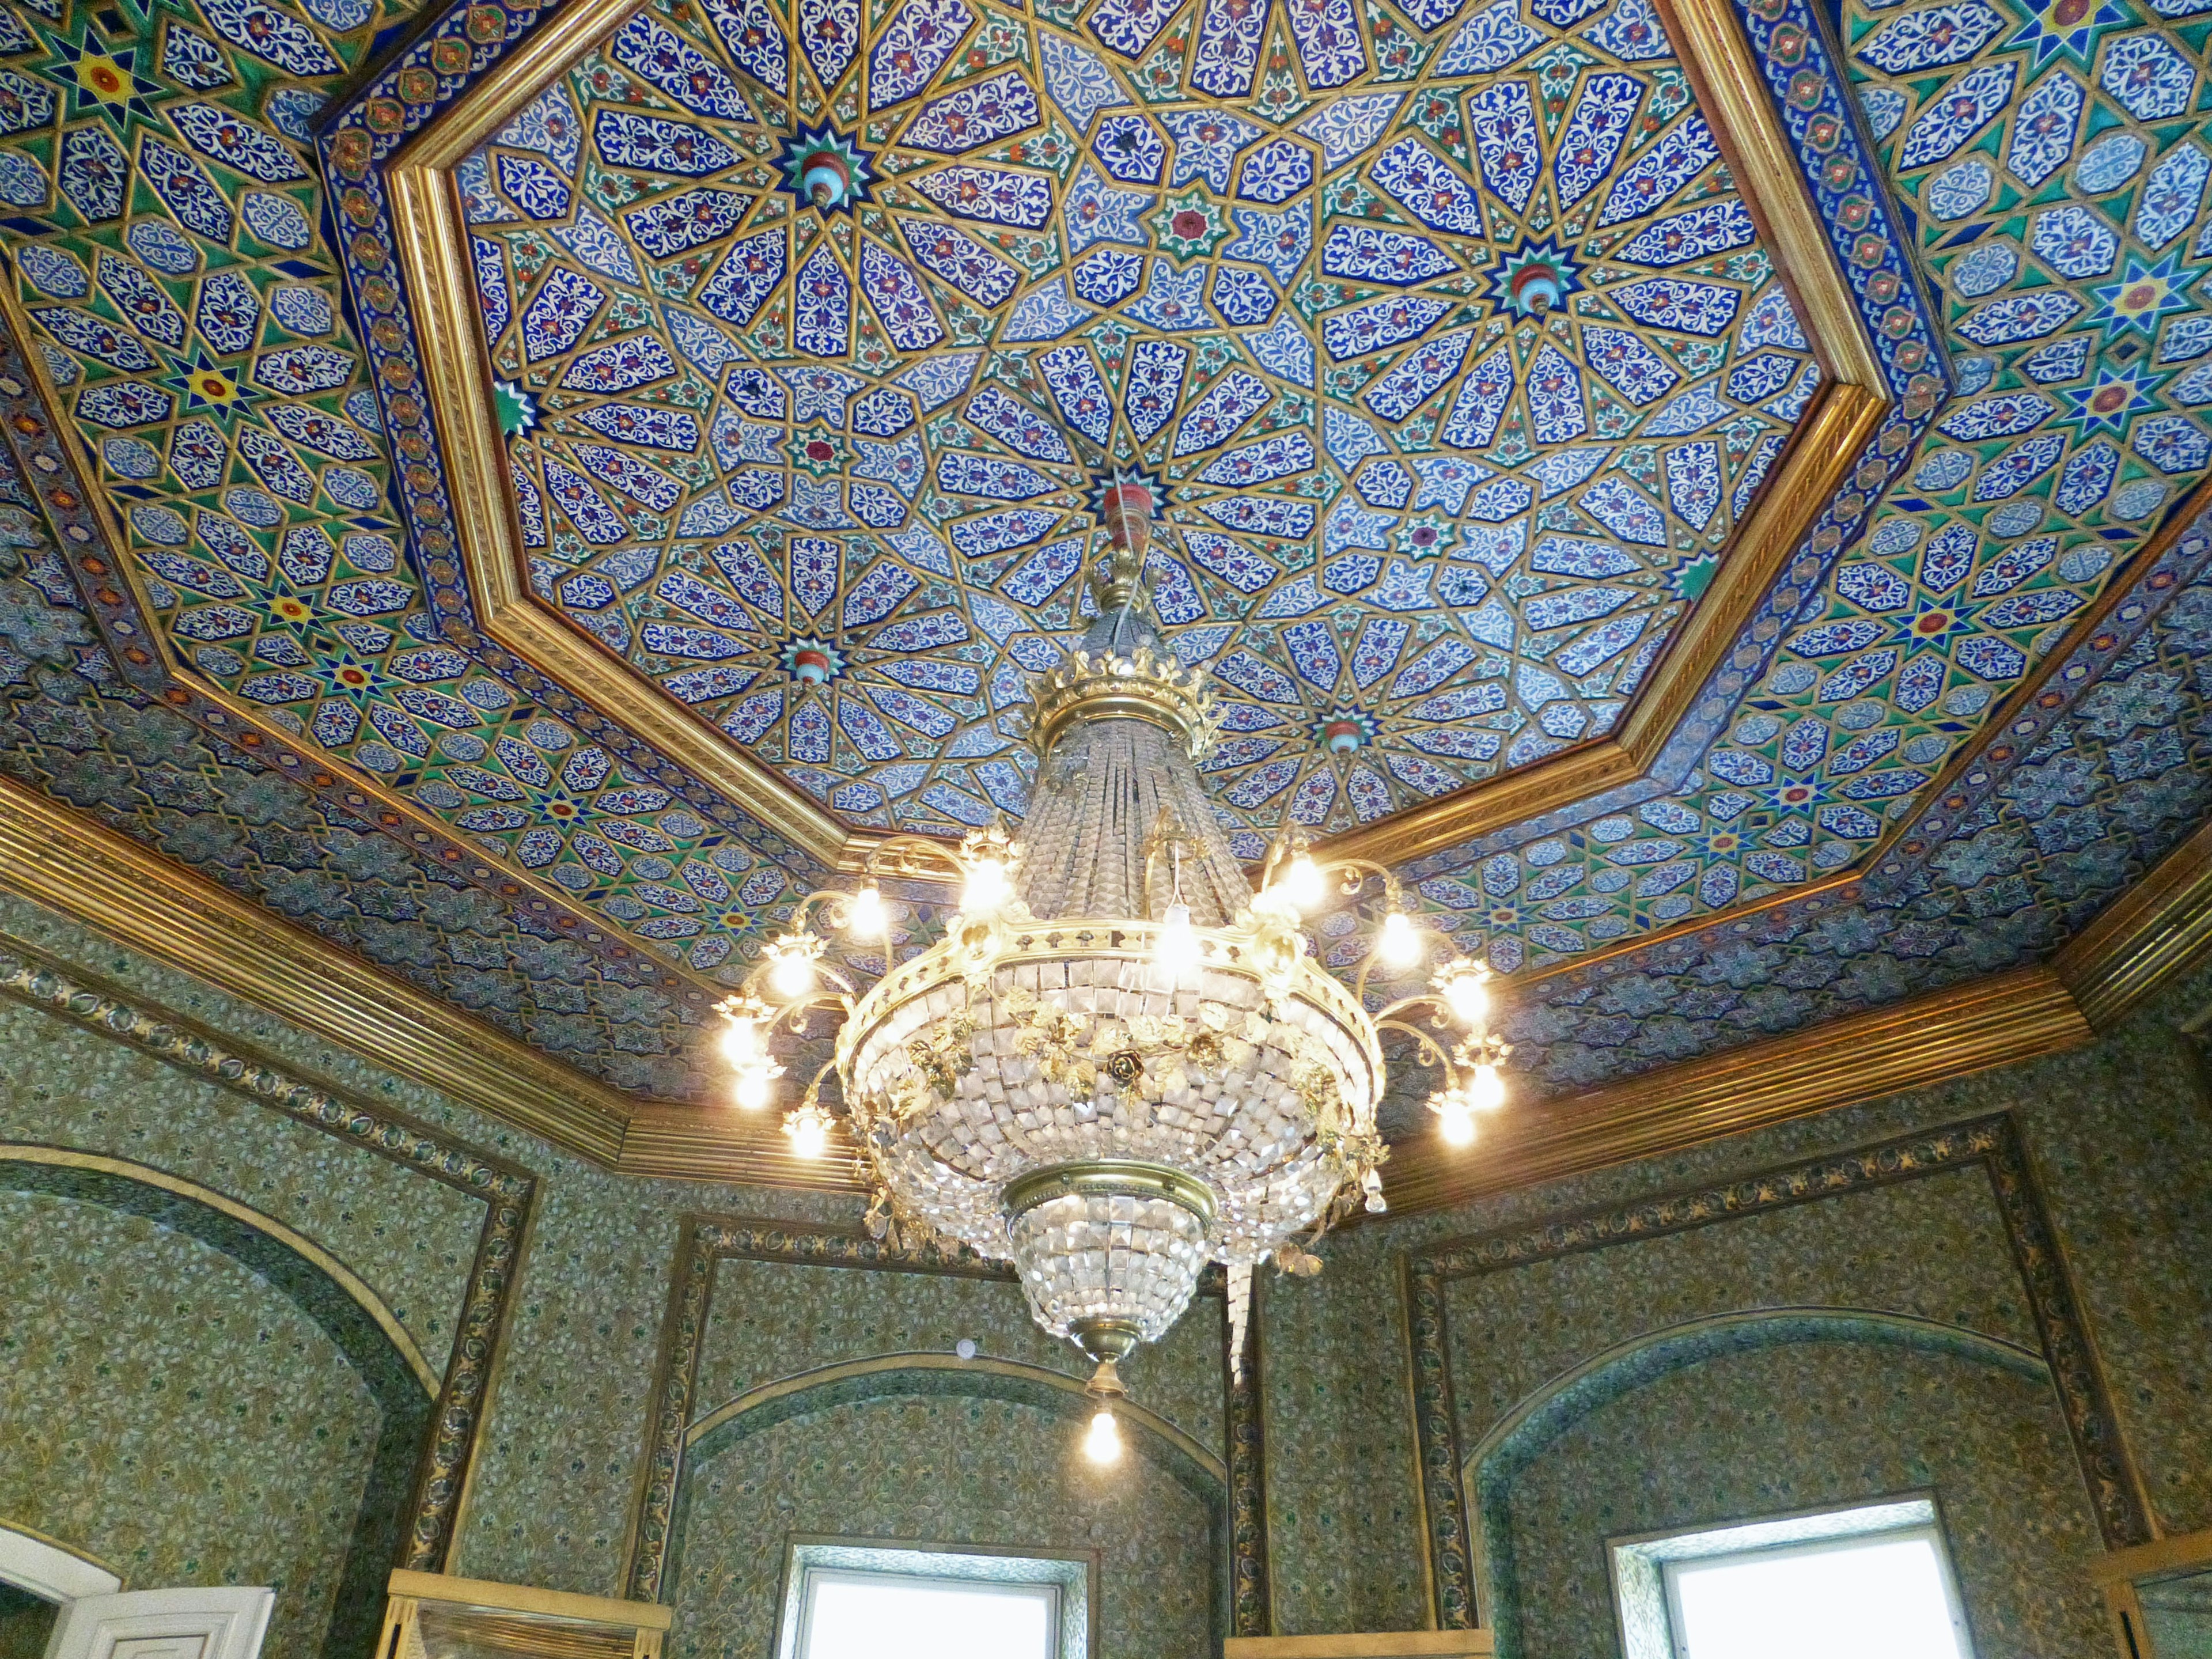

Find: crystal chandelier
<box><xmin>714</xmin><ymin>493</ymin><xmax>1510</xmax><ymax>1440</ymax></box>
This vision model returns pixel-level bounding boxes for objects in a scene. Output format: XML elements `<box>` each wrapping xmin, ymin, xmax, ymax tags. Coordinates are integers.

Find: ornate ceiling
<box><xmin>0</xmin><ymin>0</ymin><xmax>2206</xmax><ymax>1191</ymax></box>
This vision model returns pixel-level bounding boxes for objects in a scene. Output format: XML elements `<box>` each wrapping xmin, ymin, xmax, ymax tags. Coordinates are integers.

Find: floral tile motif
<box><xmin>445</xmin><ymin>0</ymin><xmax>1823</xmax><ymax>846</ymax></box>
<box><xmin>0</xmin><ymin>0</ymin><xmax>2196</xmax><ymax>1132</ymax></box>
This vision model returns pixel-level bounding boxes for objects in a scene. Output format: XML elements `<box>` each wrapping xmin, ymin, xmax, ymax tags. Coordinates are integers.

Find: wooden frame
<box><xmin>380</xmin><ymin>1570</ymin><xmax>669</xmax><ymax>1659</ymax></box>
<box><xmin>2089</xmin><ymin>1527</ymin><xmax>2212</xmax><ymax>1659</ymax></box>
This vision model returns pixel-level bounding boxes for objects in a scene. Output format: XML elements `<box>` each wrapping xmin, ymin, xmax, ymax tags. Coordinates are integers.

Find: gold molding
<box><xmin>387</xmin><ymin>0</ymin><xmax>1885</xmax><ymax>881</ymax></box>
<box><xmin>1308</xmin><ymin>0</ymin><xmax>1890</xmax><ymax>872</ymax></box>
<box><xmin>0</xmin><ymin>766</ymin><xmax>862</xmax><ymax>1187</ymax></box>
<box><xmin>1379</xmin><ymin>966</ymin><xmax>2094</xmax><ymax>1214</ymax></box>
<box><xmin>385</xmin><ymin>0</ymin><xmax>861</xmax><ymax>874</ymax></box>
<box><xmin>0</xmin><ymin>1142</ymin><xmax>441</xmax><ymax>1396</ymax></box>
<box><xmin>0</xmin><ymin>767</ymin><xmax>631</xmax><ymax>1163</ymax></box>
<box><xmin>2055</xmin><ymin>813</ymin><xmax>2212</xmax><ymax>1031</ymax></box>
<box><xmin>1660</xmin><ymin>0</ymin><xmax>1884</xmax><ymax>392</ymax></box>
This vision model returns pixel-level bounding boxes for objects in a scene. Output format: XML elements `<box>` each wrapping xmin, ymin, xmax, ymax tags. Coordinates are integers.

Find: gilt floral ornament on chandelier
<box><xmin>714</xmin><ymin>519</ymin><xmax>1511</xmax><ymax>1448</ymax></box>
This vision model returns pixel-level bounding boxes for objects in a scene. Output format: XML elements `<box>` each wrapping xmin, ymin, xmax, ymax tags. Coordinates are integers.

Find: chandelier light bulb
<box><xmin>1439</xmin><ymin>1098</ymin><xmax>1476</xmax><ymax>1146</ymax></box>
<box><xmin>734</xmin><ymin>1067</ymin><xmax>771</xmax><ymax>1112</ymax></box>
<box><xmin>769</xmin><ymin>948</ymin><xmax>815</xmax><ymax>999</ymax></box>
<box><xmin>1441</xmin><ymin>966</ymin><xmax>1489</xmax><ymax>1025</ymax></box>
<box><xmin>719</xmin><ymin>1016</ymin><xmax>762</xmax><ymax>1067</ymax></box>
<box><xmin>1379</xmin><ymin>909</ymin><xmax>1419</xmax><ymax>966</ymax></box>
<box><xmin>786</xmin><ymin>1104</ymin><xmax>829</xmax><ymax>1158</ymax></box>
<box><xmin>964</xmin><ymin>857</ymin><xmax>1009</xmax><ymax>912</ymax></box>
<box><xmin>1084</xmin><ymin>1408</ymin><xmax>1122</xmax><ymax>1465</ymax></box>
<box><xmin>848</xmin><ymin>884</ymin><xmax>887</xmax><ymax>938</ymax></box>
<box><xmin>1280</xmin><ymin>853</ymin><xmax>1324</xmax><ymax>911</ymax></box>
<box><xmin>1154</xmin><ymin>902</ymin><xmax>1199</xmax><ymax>974</ymax></box>
<box><xmin>1471</xmin><ymin>1063</ymin><xmax>1506</xmax><ymax>1112</ymax></box>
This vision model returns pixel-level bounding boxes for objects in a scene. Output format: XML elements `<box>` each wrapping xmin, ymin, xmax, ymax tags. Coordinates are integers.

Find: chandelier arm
<box><xmin>862</xmin><ymin>832</ymin><xmax>973</xmax><ymax>885</ymax></box>
<box><xmin>1372</xmin><ymin>989</ymin><xmax>1461</xmax><ymax>1029</ymax></box>
<box><xmin>1372</xmin><ymin>1016</ymin><xmax>1459</xmax><ymax>1079</ymax></box>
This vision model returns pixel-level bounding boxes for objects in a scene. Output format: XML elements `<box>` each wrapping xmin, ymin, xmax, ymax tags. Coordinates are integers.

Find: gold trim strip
<box><xmin>0</xmin><ymin>1142</ymin><xmax>441</xmax><ymax>1396</ymax></box>
<box><xmin>0</xmin><ymin>769</ymin><xmax>635</xmax><ymax>1164</ymax></box>
<box><xmin>1658</xmin><ymin>0</ymin><xmax>1884</xmax><ymax>391</ymax></box>
<box><xmin>2055</xmin><ymin>813</ymin><xmax>2212</xmax><ymax>1030</ymax></box>
<box><xmin>1380</xmin><ymin>967</ymin><xmax>2093</xmax><ymax>1213</ymax></box>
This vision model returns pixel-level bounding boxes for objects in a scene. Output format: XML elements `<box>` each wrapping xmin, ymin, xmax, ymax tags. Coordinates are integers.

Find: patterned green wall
<box><xmin>2</xmin><ymin>871</ymin><xmax>2210</xmax><ymax>1658</ymax></box>
<box><xmin>1258</xmin><ymin>961</ymin><xmax>2212</xmax><ymax>1646</ymax></box>
<box><xmin>669</xmin><ymin>1395</ymin><xmax>1215</xmax><ymax>1659</ymax></box>
<box><xmin>0</xmin><ymin>1187</ymin><xmax>420</xmax><ymax>1659</ymax></box>
<box><xmin>1495</xmin><ymin>1341</ymin><xmax>2105</xmax><ymax>1659</ymax></box>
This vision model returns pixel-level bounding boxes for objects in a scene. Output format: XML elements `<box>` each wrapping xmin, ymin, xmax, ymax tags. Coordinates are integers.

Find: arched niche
<box><xmin>0</xmin><ymin>1146</ymin><xmax>435</xmax><ymax>1659</ymax></box>
<box><xmin>1461</xmin><ymin>1308</ymin><xmax>2100</xmax><ymax>1659</ymax></box>
<box><xmin>666</xmin><ymin>1357</ymin><xmax>1228</xmax><ymax>1658</ymax></box>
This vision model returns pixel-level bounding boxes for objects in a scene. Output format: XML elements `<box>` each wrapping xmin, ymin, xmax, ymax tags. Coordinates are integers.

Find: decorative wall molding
<box><xmin>1225</xmin><ymin>1278</ymin><xmax>1272</xmax><ymax>1639</ymax></box>
<box><xmin>1399</xmin><ymin>1113</ymin><xmax>2154</xmax><ymax>1630</ymax></box>
<box><xmin>620</xmin><ymin>1215</ymin><xmax>1258</xmax><ymax>1618</ymax></box>
<box><xmin>0</xmin><ymin>775</ymin><xmax>840</xmax><ymax>1191</ymax></box>
<box><xmin>0</xmin><ymin>934</ymin><xmax>540</xmax><ymax>1573</ymax></box>
<box><xmin>1380</xmin><ymin>967</ymin><xmax>2093</xmax><ymax>1213</ymax></box>
<box><xmin>11</xmin><ymin>749</ymin><xmax>2212</xmax><ymax>1217</ymax></box>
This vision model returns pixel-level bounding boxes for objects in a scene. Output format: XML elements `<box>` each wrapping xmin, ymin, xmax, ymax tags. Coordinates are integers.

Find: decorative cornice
<box><xmin>0</xmin><ymin>768</ymin><xmax>857</xmax><ymax>1190</ymax></box>
<box><xmin>1380</xmin><ymin>966</ymin><xmax>2093</xmax><ymax>1214</ymax></box>
<box><xmin>0</xmin><ymin>933</ymin><xmax>539</xmax><ymax>1573</ymax></box>
<box><xmin>2055</xmin><ymin>812</ymin><xmax>2212</xmax><ymax>1031</ymax></box>
<box><xmin>9</xmin><ymin>752</ymin><xmax>2212</xmax><ymax>1214</ymax></box>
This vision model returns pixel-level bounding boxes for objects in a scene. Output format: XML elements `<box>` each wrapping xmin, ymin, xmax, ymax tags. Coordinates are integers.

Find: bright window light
<box><xmin>1665</xmin><ymin>1529</ymin><xmax>1970</xmax><ymax>1659</ymax></box>
<box><xmin>797</xmin><ymin>1570</ymin><xmax>1056</xmax><ymax>1659</ymax></box>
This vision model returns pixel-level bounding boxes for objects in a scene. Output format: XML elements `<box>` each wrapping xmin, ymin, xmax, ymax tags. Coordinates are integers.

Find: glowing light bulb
<box><xmin>769</xmin><ymin>948</ymin><xmax>814</xmax><ymax>999</ymax></box>
<box><xmin>786</xmin><ymin>1104</ymin><xmax>829</xmax><ymax>1158</ymax></box>
<box><xmin>1471</xmin><ymin>1063</ymin><xmax>1506</xmax><ymax>1112</ymax></box>
<box><xmin>1440</xmin><ymin>965</ymin><xmax>1489</xmax><ymax>1025</ymax></box>
<box><xmin>1085</xmin><ymin>1408</ymin><xmax>1122</xmax><ymax>1465</ymax></box>
<box><xmin>963</xmin><ymin>857</ymin><xmax>1008</xmax><ymax>912</ymax></box>
<box><xmin>1380</xmin><ymin>909</ymin><xmax>1420</xmax><ymax>966</ymax></box>
<box><xmin>719</xmin><ymin>1016</ymin><xmax>761</xmax><ymax>1067</ymax></box>
<box><xmin>1154</xmin><ymin>902</ymin><xmax>1199</xmax><ymax>975</ymax></box>
<box><xmin>1280</xmin><ymin>853</ymin><xmax>1323</xmax><ymax>912</ymax></box>
<box><xmin>1439</xmin><ymin>1100</ymin><xmax>1476</xmax><ymax>1146</ymax></box>
<box><xmin>734</xmin><ymin>1067</ymin><xmax>771</xmax><ymax>1111</ymax></box>
<box><xmin>847</xmin><ymin>884</ymin><xmax>886</xmax><ymax>937</ymax></box>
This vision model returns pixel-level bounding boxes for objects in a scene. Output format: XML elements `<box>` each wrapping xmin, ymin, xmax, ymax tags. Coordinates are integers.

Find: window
<box><xmin>1612</xmin><ymin>1498</ymin><xmax>1975</xmax><ymax>1659</ymax></box>
<box><xmin>777</xmin><ymin>1541</ymin><xmax>1091</xmax><ymax>1659</ymax></box>
<box><xmin>796</xmin><ymin>1570</ymin><xmax>1055</xmax><ymax>1659</ymax></box>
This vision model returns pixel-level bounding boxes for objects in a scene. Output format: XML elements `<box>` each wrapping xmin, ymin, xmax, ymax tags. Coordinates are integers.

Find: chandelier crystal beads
<box><xmin>715</xmin><ymin>516</ymin><xmax>1512</xmax><ymax>1427</ymax></box>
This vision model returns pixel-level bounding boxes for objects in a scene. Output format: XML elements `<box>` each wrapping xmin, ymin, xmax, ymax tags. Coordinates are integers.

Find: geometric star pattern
<box><xmin>0</xmin><ymin>0</ymin><xmax>2202</xmax><ymax>1125</ymax></box>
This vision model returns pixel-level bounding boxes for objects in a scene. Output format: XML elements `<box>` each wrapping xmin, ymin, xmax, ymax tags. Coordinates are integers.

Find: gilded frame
<box><xmin>377</xmin><ymin>0</ymin><xmax>1887</xmax><ymax>877</ymax></box>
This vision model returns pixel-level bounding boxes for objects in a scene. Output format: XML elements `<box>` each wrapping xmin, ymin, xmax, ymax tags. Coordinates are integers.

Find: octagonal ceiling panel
<box><xmin>456</xmin><ymin>0</ymin><xmax>1823</xmax><ymax>852</ymax></box>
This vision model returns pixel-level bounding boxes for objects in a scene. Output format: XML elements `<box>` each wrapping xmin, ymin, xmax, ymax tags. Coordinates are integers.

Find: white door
<box><xmin>43</xmin><ymin>1589</ymin><xmax>273</xmax><ymax>1659</ymax></box>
